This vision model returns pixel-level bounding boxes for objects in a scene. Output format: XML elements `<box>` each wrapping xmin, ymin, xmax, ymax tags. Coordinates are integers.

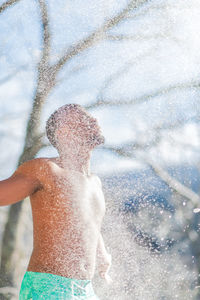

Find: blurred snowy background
<box><xmin>0</xmin><ymin>0</ymin><xmax>200</xmax><ymax>299</ymax></box>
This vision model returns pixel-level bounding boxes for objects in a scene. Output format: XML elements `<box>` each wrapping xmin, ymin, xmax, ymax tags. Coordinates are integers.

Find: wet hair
<box><xmin>46</xmin><ymin>103</ymin><xmax>86</xmax><ymax>148</ymax></box>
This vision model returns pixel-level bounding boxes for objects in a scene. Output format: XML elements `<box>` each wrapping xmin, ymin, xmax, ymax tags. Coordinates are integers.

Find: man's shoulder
<box><xmin>16</xmin><ymin>157</ymin><xmax>54</xmax><ymax>176</ymax></box>
<box><xmin>18</xmin><ymin>157</ymin><xmax>50</xmax><ymax>168</ymax></box>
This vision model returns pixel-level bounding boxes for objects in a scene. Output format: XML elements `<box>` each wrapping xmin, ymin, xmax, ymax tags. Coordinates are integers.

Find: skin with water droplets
<box><xmin>14</xmin><ymin>106</ymin><xmax>111</xmax><ymax>280</ymax></box>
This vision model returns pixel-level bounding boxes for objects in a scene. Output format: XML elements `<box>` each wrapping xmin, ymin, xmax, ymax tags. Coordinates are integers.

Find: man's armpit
<box><xmin>15</xmin><ymin>159</ymin><xmax>44</xmax><ymax>192</ymax></box>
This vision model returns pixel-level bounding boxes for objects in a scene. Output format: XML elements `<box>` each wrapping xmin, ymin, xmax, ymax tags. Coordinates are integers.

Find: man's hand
<box><xmin>96</xmin><ymin>234</ymin><xmax>113</xmax><ymax>284</ymax></box>
<box><xmin>99</xmin><ymin>253</ymin><xmax>113</xmax><ymax>284</ymax></box>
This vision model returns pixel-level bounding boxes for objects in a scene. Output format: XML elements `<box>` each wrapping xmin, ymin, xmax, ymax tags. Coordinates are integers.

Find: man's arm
<box><xmin>96</xmin><ymin>233</ymin><xmax>112</xmax><ymax>284</ymax></box>
<box><xmin>0</xmin><ymin>160</ymin><xmax>42</xmax><ymax>206</ymax></box>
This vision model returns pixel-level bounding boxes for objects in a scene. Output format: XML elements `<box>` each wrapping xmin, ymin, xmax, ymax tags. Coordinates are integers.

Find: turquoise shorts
<box><xmin>19</xmin><ymin>271</ymin><xmax>100</xmax><ymax>299</ymax></box>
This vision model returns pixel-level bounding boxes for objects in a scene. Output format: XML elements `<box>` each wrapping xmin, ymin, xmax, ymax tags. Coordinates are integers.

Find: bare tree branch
<box><xmin>85</xmin><ymin>79</ymin><xmax>200</xmax><ymax>110</ymax></box>
<box><xmin>99</xmin><ymin>114</ymin><xmax>200</xmax><ymax>164</ymax></box>
<box><xmin>61</xmin><ymin>46</ymin><xmax>156</xmax><ymax>104</ymax></box>
<box><xmin>106</xmin><ymin>33</ymin><xmax>167</xmax><ymax>41</ymax></box>
<box><xmin>57</xmin><ymin>63</ymin><xmax>88</xmax><ymax>86</ymax></box>
<box><xmin>84</xmin><ymin>47</ymin><xmax>157</xmax><ymax>110</ymax></box>
<box><xmin>52</xmin><ymin>0</ymin><xmax>148</xmax><ymax>73</ymax></box>
<box><xmin>96</xmin><ymin>59</ymin><xmax>138</xmax><ymax>100</ymax></box>
<box><xmin>126</xmin><ymin>3</ymin><xmax>174</xmax><ymax>20</ymax></box>
<box><xmin>0</xmin><ymin>0</ymin><xmax>52</xmax><ymax>286</ymax></box>
<box><xmin>102</xmin><ymin>144</ymin><xmax>200</xmax><ymax>208</ymax></box>
<box><xmin>36</xmin><ymin>0</ymin><xmax>56</xmax><ymax>95</ymax></box>
<box><xmin>145</xmin><ymin>158</ymin><xmax>200</xmax><ymax>207</ymax></box>
<box><xmin>22</xmin><ymin>0</ymin><xmax>52</xmax><ymax>149</ymax></box>
<box><xmin>0</xmin><ymin>0</ymin><xmax>20</xmax><ymax>14</ymax></box>
<box><xmin>101</xmin><ymin>144</ymin><xmax>139</xmax><ymax>157</ymax></box>
<box><xmin>38</xmin><ymin>0</ymin><xmax>51</xmax><ymax>63</ymax></box>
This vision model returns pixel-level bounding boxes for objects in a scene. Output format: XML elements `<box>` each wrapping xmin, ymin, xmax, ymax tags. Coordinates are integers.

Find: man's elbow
<box><xmin>0</xmin><ymin>198</ymin><xmax>10</xmax><ymax>206</ymax></box>
<box><xmin>0</xmin><ymin>196</ymin><xmax>23</xmax><ymax>206</ymax></box>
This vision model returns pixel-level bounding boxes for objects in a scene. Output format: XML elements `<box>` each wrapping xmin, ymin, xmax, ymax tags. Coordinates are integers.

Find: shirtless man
<box><xmin>0</xmin><ymin>104</ymin><xmax>112</xmax><ymax>299</ymax></box>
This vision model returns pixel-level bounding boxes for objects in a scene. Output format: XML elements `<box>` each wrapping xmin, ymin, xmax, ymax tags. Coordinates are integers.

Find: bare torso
<box><xmin>26</xmin><ymin>158</ymin><xmax>105</xmax><ymax>279</ymax></box>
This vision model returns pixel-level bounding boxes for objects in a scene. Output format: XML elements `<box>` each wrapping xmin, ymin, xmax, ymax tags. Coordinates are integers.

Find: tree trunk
<box><xmin>0</xmin><ymin>87</ymin><xmax>48</xmax><ymax>297</ymax></box>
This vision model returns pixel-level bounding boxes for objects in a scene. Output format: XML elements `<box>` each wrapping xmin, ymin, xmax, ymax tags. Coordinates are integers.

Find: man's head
<box><xmin>46</xmin><ymin>104</ymin><xmax>105</xmax><ymax>150</ymax></box>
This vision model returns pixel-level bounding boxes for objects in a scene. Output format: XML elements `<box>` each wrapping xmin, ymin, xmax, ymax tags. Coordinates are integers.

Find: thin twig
<box><xmin>145</xmin><ymin>158</ymin><xmax>200</xmax><ymax>207</ymax></box>
<box><xmin>0</xmin><ymin>0</ymin><xmax>20</xmax><ymax>14</ymax></box>
<box><xmin>85</xmin><ymin>80</ymin><xmax>200</xmax><ymax>110</ymax></box>
<box><xmin>38</xmin><ymin>0</ymin><xmax>51</xmax><ymax>63</ymax></box>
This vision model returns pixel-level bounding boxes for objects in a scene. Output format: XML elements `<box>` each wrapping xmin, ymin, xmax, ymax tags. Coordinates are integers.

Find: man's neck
<box><xmin>57</xmin><ymin>148</ymin><xmax>92</xmax><ymax>177</ymax></box>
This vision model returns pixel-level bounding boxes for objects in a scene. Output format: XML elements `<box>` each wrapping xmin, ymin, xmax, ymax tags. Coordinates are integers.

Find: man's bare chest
<box><xmin>32</xmin><ymin>171</ymin><xmax>105</xmax><ymax>223</ymax></box>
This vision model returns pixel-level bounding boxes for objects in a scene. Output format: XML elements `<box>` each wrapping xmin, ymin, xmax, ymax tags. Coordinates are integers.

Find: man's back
<box><xmin>17</xmin><ymin>158</ymin><xmax>106</xmax><ymax>280</ymax></box>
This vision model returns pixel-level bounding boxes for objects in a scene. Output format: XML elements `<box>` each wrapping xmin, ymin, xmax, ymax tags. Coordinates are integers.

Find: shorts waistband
<box><xmin>25</xmin><ymin>271</ymin><xmax>91</xmax><ymax>285</ymax></box>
